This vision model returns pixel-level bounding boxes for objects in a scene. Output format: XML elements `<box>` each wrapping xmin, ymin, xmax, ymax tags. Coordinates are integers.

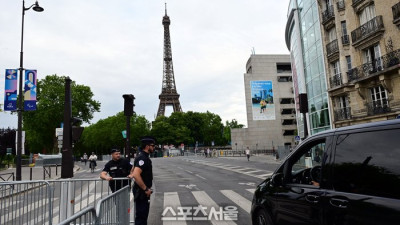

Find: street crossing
<box><xmin>182</xmin><ymin>158</ymin><xmax>273</xmax><ymax>180</ymax></box>
<box><xmin>155</xmin><ymin>187</ymin><xmax>257</xmax><ymax>225</ymax></box>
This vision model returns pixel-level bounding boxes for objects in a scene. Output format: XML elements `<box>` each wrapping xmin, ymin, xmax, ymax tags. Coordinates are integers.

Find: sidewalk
<box><xmin>0</xmin><ymin>164</ymin><xmax>81</xmax><ymax>181</ymax></box>
<box><xmin>216</xmin><ymin>154</ymin><xmax>283</xmax><ymax>164</ymax></box>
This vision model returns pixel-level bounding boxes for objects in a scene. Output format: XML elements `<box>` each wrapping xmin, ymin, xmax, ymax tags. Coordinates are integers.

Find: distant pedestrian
<box><xmin>246</xmin><ymin>147</ymin><xmax>251</xmax><ymax>161</ymax></box>
<box><xmin>83</xmin><ymin>153</ymin><xmax>88</xmax><ymax>165</ymax></box>
<box><xmin>129</xmin><ymin>136</ymin><xmax>156</xmax><ymax>225</ymax></box>
<box><xmin>207</xmin><ymin>148</ymin><xmax>210</xmax><ymax>158</ymax></box>
<box><xmin>100</xmin><ymin>149</ymin><xmax>133</xmax><ymax>192</ymax></box>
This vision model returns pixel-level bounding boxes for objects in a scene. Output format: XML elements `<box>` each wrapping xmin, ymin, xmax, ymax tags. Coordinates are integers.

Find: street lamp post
<box><xmin>16</xmin><ymin>0</ymin><xmax>44</xmax><ymax>181</ymax></box>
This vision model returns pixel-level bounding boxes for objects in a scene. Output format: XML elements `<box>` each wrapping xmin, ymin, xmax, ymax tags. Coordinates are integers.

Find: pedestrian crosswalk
<box><xmin>182</xmin><ymin>158</ymin><xmax>273</xmax><ymax>180</ymax></box>
<box><xmin>157</xmin><ymin>188</ymin><xmax>257</xmax><ymax>225</ymax></box>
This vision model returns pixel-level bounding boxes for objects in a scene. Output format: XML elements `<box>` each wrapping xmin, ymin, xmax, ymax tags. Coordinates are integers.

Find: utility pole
<box><xmin>123</xmin><ymin>94</ymin><xmax>134</xmax><ymax>159</ymax></box>
<box><xmin>61</xmin><ymin>77</ymin><xmax>73</xmax><ymax>178</ymax></box>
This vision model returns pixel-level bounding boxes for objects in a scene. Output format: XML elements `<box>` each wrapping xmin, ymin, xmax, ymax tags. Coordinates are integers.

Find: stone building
<box><xmin>319</xmin><ymin>0</ymin><xmax>400</xmax><ymax>127</ymax></box>
<box><xmin>231</xmin><ymin>55</ymin><xmax>296</xmax><ymax>150</ymax></box>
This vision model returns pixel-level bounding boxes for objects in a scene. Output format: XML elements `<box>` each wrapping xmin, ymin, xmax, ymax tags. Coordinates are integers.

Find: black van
<box><xmin>251</xmin><ymin>119</ymin><xmax>400</xmax><ymax>225</ymax></box>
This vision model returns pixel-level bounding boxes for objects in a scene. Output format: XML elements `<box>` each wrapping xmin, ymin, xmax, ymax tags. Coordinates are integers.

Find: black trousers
<box><xmin>135</xmin><ymin>197</ymin><xmax>150</xmax><ymax>225</ymax></box>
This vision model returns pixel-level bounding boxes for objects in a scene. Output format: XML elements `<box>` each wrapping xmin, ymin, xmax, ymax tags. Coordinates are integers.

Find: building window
<box><xmin>280</xmin><ymin>98</ymin><xmax>295</xmax><ymax>104</ymax></box>
<box><xmin>363</xmin><ymin>44</ymin><xmax>382</xmax><ymax>71</ymax></box>
<box><xmin>370</xmin><ymin>86</ymin><xmax>388</xmax><ymax>106</ymax></box>
<box><xmin>359</xmin><ymin>4</ymin><xmax>376</xmax><ymax>25</ymax></box>
<box><xmin>331</xmin><ymin>60</ymin><xmax>341</xmax><ymax>76</ymax></box>
<box><xmin>345</xmin><ymin>55</ymin><xmax>352</xmax><ymax>71</ymax></box>
<box><xmin>328</xmin><ymin>27</ymin><xmax>337</xmax><ymax>42</ymax></box>
<box><xmin>341</xmin><ymin>21</ymin><xmax>347</xmax><ymax>36</ymax></box>
<box><xmin>276</xmin><ymin>63</ymin><xmax>292</xmax><ymax>73</ymax></box>
<box><xmin>278</xmin><ymin>76</ymin><xmax>293</xmax><ymax>82</ymax></box>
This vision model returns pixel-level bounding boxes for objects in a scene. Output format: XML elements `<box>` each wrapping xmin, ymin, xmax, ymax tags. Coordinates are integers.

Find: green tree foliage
<box><xmin>78</xmin><ymin>112</ymin><xmax>151</xmax><ymax>155</ymax></box>
<box><xmin>23</xmin><ymin>75</ymin><xmax>101</xmax><ymax>153</ymax></box>
<box><xmin>151</xmin><ymin>111</ymin><xmax>235</xmax><ymax>146</ymax></box>
<box><xmin>223</xmin><ymin>119</ymin><xmax>245</xmax><ymax>144</ymax></box>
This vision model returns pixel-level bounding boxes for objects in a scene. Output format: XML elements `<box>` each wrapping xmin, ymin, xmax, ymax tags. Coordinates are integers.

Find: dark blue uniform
<box><xmin>133</xmin><ymin>151</ymin><xmax>153</xmax><ymax>225</ymax></box>
<box><xmin>102</xmin><ymin>158</ymin><xmax>132</xmax><ymax>192</ymax></box>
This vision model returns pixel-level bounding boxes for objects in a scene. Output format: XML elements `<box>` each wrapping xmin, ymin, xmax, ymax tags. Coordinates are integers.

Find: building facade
<box><xmin>286</xmin><ymin>0</ymin><xmax>333</xmax><ymax>138</ymax></box>
<box><xmin>231</xmin><ymin>55</ymin><xmax>296</xmax><ymax>150</ymax></box>
<box><xmin>318</xmin><ymin>0</ymin><xmax>400</xmax><ymax>127</ymax></box>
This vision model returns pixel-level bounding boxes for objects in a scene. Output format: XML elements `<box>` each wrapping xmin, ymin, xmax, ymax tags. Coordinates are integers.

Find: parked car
<box><xmin>251</xmin><ymin>119</ymin><xmax>400</xmax><ymax>225</ymax></box>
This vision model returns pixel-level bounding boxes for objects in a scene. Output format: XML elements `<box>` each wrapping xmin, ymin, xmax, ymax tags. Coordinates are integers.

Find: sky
<box><xmin>0</xmin><ymin>0</ymin><xmax>290</xmax><ymax>129</ymax></box>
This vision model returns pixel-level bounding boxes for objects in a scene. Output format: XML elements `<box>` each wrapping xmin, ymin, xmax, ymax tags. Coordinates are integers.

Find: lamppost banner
<box><xmin>24</xmin><ymin>69</ymin><xmax>37</xmax><ymax>111</ymax></box>
<box><xmin>4</xmin><ymin>69</ymin><xmax>18</xmax><ymax>111</ymax></box>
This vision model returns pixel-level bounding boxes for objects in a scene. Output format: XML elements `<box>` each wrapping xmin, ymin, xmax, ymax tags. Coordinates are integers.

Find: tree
<box><xmin>78</xmin><ymin>112</ymin><xmax>151</xmax><ymax>156</ymax></box>
<box><xmin>223</xmin><ymin>119</ymin><xmax>245</xmax><ymax>145</ymax></box>
<box><xmin>23</xmin><ymin>75</ymin><xmax>101</xmax><ymax>153</ymax></box>
<box><xmin>150</xmin><ymin>111</ymin><xmax>230</xmax><ymax>146</ymax></box>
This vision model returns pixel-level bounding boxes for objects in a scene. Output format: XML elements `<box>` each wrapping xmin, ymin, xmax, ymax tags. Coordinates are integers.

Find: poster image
<box><xmin>24</xmin><ymin>70</ymin><xmax>37</xmax><ymax>111</ymax></box>
<box><xmin>251</xmin><ymin>80</ymin><xmax>275</xmax><ymax>120</ymax></box>
<box><xmin>4</xmin><ymin>69</ymin><xmax>18</xmax><ymax>111</ymax></box>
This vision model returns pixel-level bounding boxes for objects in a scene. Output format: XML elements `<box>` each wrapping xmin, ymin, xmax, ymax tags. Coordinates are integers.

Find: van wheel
<box><xmin>255</xmin><ymin>209</ymin><xmax>273</xmax><ymax>225</ymax></box>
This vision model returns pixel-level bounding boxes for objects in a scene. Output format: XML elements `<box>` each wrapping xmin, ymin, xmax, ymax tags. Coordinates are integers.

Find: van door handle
<box><xmin>330</xmin><ymin>198</ymin><xmax>348</xmax><ymax>209</ymax></box>
<box><xmin>305</xmin><ymin>194</ymin><xmax>320</xmax><ymax>203</ymax></box>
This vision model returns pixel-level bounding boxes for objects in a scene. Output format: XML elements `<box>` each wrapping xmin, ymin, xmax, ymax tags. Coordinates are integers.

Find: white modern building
<box><xmin>231</xmin><ymin>54</ymin><xmax>296</xmax><ymax>151</ymax></box>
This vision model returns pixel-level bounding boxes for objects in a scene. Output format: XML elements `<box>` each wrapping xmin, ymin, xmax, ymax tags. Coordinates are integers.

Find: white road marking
<box><xmin>192</xmin><ymin>191</ymin><xmax>237</xmax><ymax>225</ymax></box>
<box><xmin>220</xmin><ymin>190</ymin><xmax>252</xmax><ymax>214</ymax></box>
<box><xmin>195</xmin><ymin>174</ymin><xmax>207</xmax><ymax>180</ymax></box>
<box><xmin>163</xmin><ymin>192</ymin><xmax>187</xmax><ymax>225</ymax></box>
<box><xmin>246</xmin><ymin>189</ymin><xmax>256</xmax><ymax>193</ymax></box>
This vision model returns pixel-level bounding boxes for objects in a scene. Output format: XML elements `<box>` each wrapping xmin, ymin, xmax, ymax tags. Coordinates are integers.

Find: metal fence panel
<box><xmin>0</xmin><ymin>181</ymin><xmax>52</xmax><ymax>225</ymax></box>
<box><xmin>57</xmin><ymin>206</ymin><xmax>96</xmax><ymax>225</ymax></box>
<box><xmin>96</xmin><ymin>186</ymin><xmax>130</xmax><ymax>225</ymax></box>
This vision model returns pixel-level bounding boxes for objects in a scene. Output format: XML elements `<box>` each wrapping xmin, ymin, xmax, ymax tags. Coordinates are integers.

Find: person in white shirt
<box><xmin>245</xmin><ymin>147</ymin><xmax>251</xmax><ymax>161</ymax></box>
<box><xmin>89</xmin><ymin>152</ymin><xmax>97</xmax><ymax>167</ymax></box>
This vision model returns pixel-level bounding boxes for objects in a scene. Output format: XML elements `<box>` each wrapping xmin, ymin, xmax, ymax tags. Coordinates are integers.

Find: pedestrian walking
<box><xmin>207</xmin><ymin>148</ymin><xmax>210</xmax><ymax>158</ymax></box>
<box><xmin>100</xmin><ymin>149</ymin><xmax>132</xmax><ymax>192</ymax></box>
<box><xmin>83</xmin><ymin>153</ymin><xmax>88</xmax><ymax>165</ymax></box>
<box><xmin>246</xmin><ymin>147</ymin><xmax>251</xmax><ymax>161</ymax></box>
<box><xmin>129</xmin><ymin>136</ymin><xmax>156</xmax><ymax>225</ymax></box>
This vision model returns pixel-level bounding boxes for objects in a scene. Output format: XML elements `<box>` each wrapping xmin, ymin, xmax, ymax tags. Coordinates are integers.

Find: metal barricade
<box><xmin>1</xmin><ymin>178</ymin><xmax>131</xmax><ymax>225</ymax></box>
<box><xmin>0</xmin><ymin>172</ymin><xmax>15</xmax><ymax>181</ymax></box>
<box><xmin>96</xmin><ymin>186</ymin><xmax>130</xmax><ymax>225</ymax></box>
<box><xmin>58</xmin><ymin>206</ymin><xmax>96</xmax><ymax>225</ymax></box>
<box><xmin>0</xmin><ymin>181</ymin><xmax>53</xmax><ymax>225</ymax></box>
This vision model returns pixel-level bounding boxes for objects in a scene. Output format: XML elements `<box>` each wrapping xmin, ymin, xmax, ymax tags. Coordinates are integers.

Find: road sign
<box><xmin>56</xmin><ymin>128</ymin><xmax>63</xmax><ymax>137</ymax></box>
<box><xmin>294</xmin><ymin>136</ymin><xmax>301</xmax><ymax>141</ymax></box>
<box><xmin>122</xmin><ymin>130</ymin><xmax>127</xmax><ymax>138</ymax></box>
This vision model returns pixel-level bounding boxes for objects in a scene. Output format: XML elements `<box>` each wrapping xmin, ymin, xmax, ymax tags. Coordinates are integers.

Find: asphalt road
<box><xmin>148</xmin><ymin>155</ymin><xmax>280</xmax><ymax>225</ymax></box>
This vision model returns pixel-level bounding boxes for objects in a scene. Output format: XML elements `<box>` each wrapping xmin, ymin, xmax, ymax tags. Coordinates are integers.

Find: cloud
<box><xmin>0</xmin><ymin>0</ymin><xmax>290</xmax><ymax>129</ymax></box>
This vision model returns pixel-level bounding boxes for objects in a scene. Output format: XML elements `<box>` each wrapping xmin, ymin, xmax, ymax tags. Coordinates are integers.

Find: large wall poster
<box><xmin>250</xmin><ymin>80</ymin><xmax>275</xmax><ymax>120</ymax></box>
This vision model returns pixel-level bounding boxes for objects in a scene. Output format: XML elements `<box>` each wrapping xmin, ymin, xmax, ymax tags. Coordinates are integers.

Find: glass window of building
<box><xmin>345</xmin><ymin>56</ymin><xmax>352</xmax><ymax>71</ymax></box>
<box><xmin>359</xmin><ymin>4</ymin><xmax>376</xmax><ymax>25</ymax></box>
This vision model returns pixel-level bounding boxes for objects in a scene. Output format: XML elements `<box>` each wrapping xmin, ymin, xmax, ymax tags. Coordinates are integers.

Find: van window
<box><xmin>333</xmin><ymin>129</ymin><xmax>400</xmax><ymax>199</ymax></box>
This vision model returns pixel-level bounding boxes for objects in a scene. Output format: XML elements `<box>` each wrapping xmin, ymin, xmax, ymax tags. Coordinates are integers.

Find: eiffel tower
<box><xmin>157</xmin><ymin>4</ymin><xmax>182</xmax><ymax>117</ymax></box>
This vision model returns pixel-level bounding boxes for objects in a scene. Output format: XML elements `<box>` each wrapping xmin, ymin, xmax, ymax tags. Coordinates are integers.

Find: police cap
<box><xmin>110</xmin><ymin>149</ymin><xmax>120</xmax><ymax>154</ymax></box>
<box><xmin>140</xmin><ymin>136</ymin><xmax>156</xmax><ymax>145</ymax></box>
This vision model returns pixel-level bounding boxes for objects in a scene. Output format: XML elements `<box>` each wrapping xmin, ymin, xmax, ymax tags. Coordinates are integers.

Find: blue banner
<box><xmin>4</xmin><ymin>69</ymin><xmax>18</xmax><ymax>111</ymax></box>
<box><xmin>24</xmin><ymin>70</ymin><xmax>37</xmax><ymax>111</ymax></box>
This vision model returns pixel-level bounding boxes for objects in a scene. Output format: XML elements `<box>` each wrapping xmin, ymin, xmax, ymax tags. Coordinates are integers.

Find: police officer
<box><xmin>128</xmin><ymin>136</ymin><xmax>155</xmax><ymax>225</ymax></box>
<box><xmin>100</xmin><ymin>149</ymin><xmax>133</xmax><ymax>192</ymax></box>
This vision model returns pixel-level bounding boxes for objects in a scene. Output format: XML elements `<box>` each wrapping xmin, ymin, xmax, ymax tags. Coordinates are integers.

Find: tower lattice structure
<box><xmin>157</xmin><ymin>4</ymin><xmax>182</xmax><ymax>117</ymax></box>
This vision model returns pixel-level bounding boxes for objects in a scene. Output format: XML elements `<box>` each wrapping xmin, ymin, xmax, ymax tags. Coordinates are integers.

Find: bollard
<box><xmin>30</xmin><ymin>167</ymin><xmax>32</xmax><ymax>180</ymax></box>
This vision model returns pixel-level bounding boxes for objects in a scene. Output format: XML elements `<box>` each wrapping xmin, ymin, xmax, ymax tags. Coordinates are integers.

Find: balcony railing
<box><xmin>322</xmin><ymin>5</ymin><xmax>335</xmax><ymax>24</ymax></box>
<box><xmin>337</xmin><ymin>1</ymin><xmax>345</xmax><ymax>11</ymax></box>
<box><xmin>351</xmin><ymin>16</ymin><xmax>384</xmax><ymax>45</ymax></box>
<box><xmin>341</xmin><ymin>35</ymin><xmax>350</xmax><ymax>45</ymax></box>
<box><xmin>329</xmin><ymin>73</ymin><xmax>343</xmax><ymax>89</ymax></box>
<box><xmin>367</xmin><ymin>100</ymin><xmax>390</xmax><ymax>116</ymax></box>
<box><xmin>393</xmin><ymin>2</ymin><xmax>400</xmax><ymax>22</ymax></box>
<box><xmin>326</xmin><ymin>39</ymin><xmax>339</xmax><ymax>56</ymax></box>
<box><xmin>352</xmin><ymin>0</ymin><xmax>364</xmax><ymax>6</ymax></box>
<box><xmin>347</xmin><ymin>48</ymin><xmax>400</xmax><ymax>82</ymax></box>
<box><xmin>334</xmin><ymin>107</ymin><xmax>351</xmax><ymax>121</ymax></box>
